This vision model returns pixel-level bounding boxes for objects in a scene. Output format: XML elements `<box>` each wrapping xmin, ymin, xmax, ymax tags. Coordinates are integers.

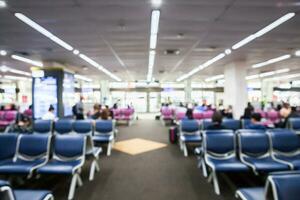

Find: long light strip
<box><xmin>147</xmin><ymin>10</ymin><xmax>160</xmax><ymax>82</ymax></box>
<box><xmin>232</xmin><ymin>12</ymin><xmax>295</xmax><ymax>50</ymax></box>
<box><xmin>252</xmin><ymin>54</ymin><xmax>291</xmax><ymax>68</ymax></box>
<box><xmin>0</xmin><ymin>65</ymin><xmax>31</xmax><ymax>76</ymax></box>
<box><xmin>11</xmin><ymin>54</ymin><xmax>43</xmax><ymax>67</ymax></box>
<box><xmin>15</xmin><ymin>13</ymin><xmax>73</xmax><ymax>51</ymax></box>
<box><xmin>4</xmin><ymin>75</ymin><xmax>31</xmax><ymax>81</ymax></box>
<box><xmin>15</xmin><ymin>13</ymin><xmax>121</xmax><ymax>82</ymax></box>
<box><xmin>205</xmin><ymin>74</ymin><xmax>224</xmax><ymax>82</ymax></box>
<box><xmin>176</xmin><ymin>12</ymin><xmax>295</xmax><ymax>82</ymax></box>
<box><xmin>74</xmin><ymin>74</ymin><xmax>92</xmax><ymax>82</ymax></box>
<box><xmin>270</xmin><ymin>73</ymin><xmax>300</xmax><ymax>80</ymax></box>
<box><xmin>246</xmin><ymin>68</ymin><xmax>290</xmax><ymax>80</ymax></box>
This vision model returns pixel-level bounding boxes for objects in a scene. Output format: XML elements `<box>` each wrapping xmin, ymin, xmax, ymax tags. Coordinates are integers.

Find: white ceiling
<box><xmin>0</xmin><ymin>0</ymin><xmax>300</xmax><ymax>82</ymax></box>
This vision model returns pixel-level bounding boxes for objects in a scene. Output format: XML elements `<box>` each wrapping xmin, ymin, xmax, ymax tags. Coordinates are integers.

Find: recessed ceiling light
<box><xmin>0</xmin><ymin>1</ymin><xmax>6</xmax><ymax>8</ymax></box>
<box><xmin>224</xmin><ymin>49</ymin><xmax>232</xmax><ymax>55</ymax></box>
<box><xmin>152</xmin><ymin>0</ymin><xmax>162</xmax><ymax>7</ymax></box>
<box><xmin>0</xmin><ymin>50</ymin><xmax>7</xmax><ymax>56</ymax></box>
<box><xmin>73</xmin><ymin>49</ymin><xmax>80</xmax><ymax>55</ymax></box>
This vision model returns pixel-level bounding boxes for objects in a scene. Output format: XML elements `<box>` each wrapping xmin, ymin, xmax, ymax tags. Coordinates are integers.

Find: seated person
<box><xmin>91</xmin><ymin>104</ymin><xmax>101</xmax><ymax>119</ymax></box>
<box><xmin>246</xmin><ymin>113</ymin><xmax>266</xmax><ymax>130</ymax></box>
<box><xmin>207</xmin><ymin>111</ymin><xmax>226</xmax><ymax>130</ymax></box>
<box><xmin>42</xmin><ymin>105</ymin><xmax>56</xmax><ymax>120</ymax></box>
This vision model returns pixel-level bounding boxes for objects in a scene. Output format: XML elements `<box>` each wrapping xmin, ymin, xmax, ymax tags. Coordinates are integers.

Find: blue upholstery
<box><xmin>181</xmin><ymin>120</ymin><xmax>200</xmax><ymax>132</ymax></box>
<box><xmin>33</xmin><ymin>120</ymin><xmax>52</xmax><ymax>134</ymax></box>
<box><xmin>222</xmin><ymin>119</ymin><xmax>241</xmax><ymax>130</ymax></box>
<box><xmin>93</xmin><ymin>134</ymin><xmax>113</xmax><ymax>142</ymax></box>
<box><xmin>202</xmin><ymin>119</ymin><xmax>213</xmax><ymax>130</ymax></box>
<box><xmin>95</xmin><ymin>120</ymin><xmax>113</xmax><ymax>133</ymax></box>
<box><xmin>73</xmin><ymin>120</ymin><xmax>93</xmax><ymax>134</ymax></box>
<box><xmin>241</xmin><ymin>119</ymin><xmax>251</xmax><ymax>128</ymax></box>
<box><xmin>180</xmin><ymin>134</ymin><xmax>201</xmax><ymax>142</ymax></box>
<box><xmin>37</xmin><ymin>135</ymin><xmax>85</xmax><ymax>175</ymax></box>
<box><xmin>0</xmin><ymin>135</ymin><xmax>50</xmax><ymax>175</ymax></box>
<box><xmin>289</xmin><ymin>118</ymin><xmax>300</xmax><ymax>130</ymax></box>
<box><xmin>236</xmin><ymin>188</ymin><xmax>265</xmax><ymax>200</ymax></box>
<box><xmin>269</xmin><ymin>130</ymin><xmax>300</xmax><ymax>169</ymax></box>
<box><xmin>54</xmin><ymin>119</ymin><xmax>73</xmax><ymax>134</ymax></box>
<box><xmin>269</xmin><ymin>173</ymin><xmax>300</xmax><ymax>200</ymax></box>
<box><xmin>0</xmin><ymin>179</ymin><xmax>53</xmax><ymax>200</ymax></box>
<box><xmin>204</xmin><ymin>130</ymin><xmax>233</xmax><ymax>135</ymax></box>
<box><xmin>239</xmin><ymin>133</ymin><xmax>289</xmax><ymax>172</ymax></box>
<box><xmin>236</xmin><ymin>129</ymin><xmax>266</xmax><ymax>134</ymax></box>
<box><xmin>205</xmin><ymin>131</ymin><xmax>248</xmax><ymax>172</ymax></box>
<box><xmin>0</xmin><ymin>134</ymin><xmax>18</xmax><ymax>162</ymax></box>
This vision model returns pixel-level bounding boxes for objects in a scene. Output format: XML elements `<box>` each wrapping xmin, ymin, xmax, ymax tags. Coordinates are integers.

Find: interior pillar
<box><xmin>224</xmin><ymin>61</ymin><xmax>248</xmax><ymax>119</ymax></box>
<box><xmin>100</xmin><ymin>80</ymin><xmax>110</xmax><ymax>105</ymax></box>
<box><xmin>185</xmin><ymin>79</ymin><xmax>192</xmax><ymax>103</ymax></box>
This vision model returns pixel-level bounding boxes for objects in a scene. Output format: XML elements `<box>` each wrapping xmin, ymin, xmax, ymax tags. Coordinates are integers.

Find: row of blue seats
<box><xmin>236</xmin><ymin>171</ymin><xmax>300</xmax><ymax>200</ymax></box>
<box><xmin>0</xmin><ymin>134</ymin><xmax>100</xmax><ymax>200</ymax></box>
<box><xmin>16</xmin><ymin>119</ymin><xmax>115</xmax><ymax>156</ymax></box>
<box><xmin>0</xmin><ymin>179</ymin><xmax>54</xmax><ymax>200</ymax></box>
<box><xmin>197</xmin><ymin>129</ymin><xmax>300</xmax><ymax>195</ymax></box>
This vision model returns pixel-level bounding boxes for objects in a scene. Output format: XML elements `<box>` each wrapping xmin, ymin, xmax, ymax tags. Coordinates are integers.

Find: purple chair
<box><xmin>267</xmin><ymin>111</ymin><xmax>279</xmax><ymax>123</ymax></box>
<box><xmin>0</xmin><ymin>111</ymin><xmax>17</xmax><ymax>127</ymax></box>
<box><xmin>202</xmin><ymin>111</ymin><xmax>213</xmax><ymax>119</ymax></box>
<box><xmin>193</xmin><ymin>112</ymin><xmax>203</xmax><ymax>120</ymax></box>
<box><xmin>175</xmin><ymin>112</ymin><xmax>186</xmax><ymax>121</ymax></box>
<box><xmin>161</xmin><ymin>108</ymin><xmax>173</xmax><ymax>120</ymax></box>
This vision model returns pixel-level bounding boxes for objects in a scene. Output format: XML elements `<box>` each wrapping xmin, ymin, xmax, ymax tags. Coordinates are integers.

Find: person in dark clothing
<box><xmin>185</xmin><ymin>108</ymin><xmax>194</xmax><ymax>120</ymax></box>
<box><xmin>91</xmin><ymin>104</ymin><xmax>101</xmax><ymax>120</ymax></box>
<box><xmin>242</xmin><ymin>102</ymin><xmax>254</xmax><ymax>119</ymax></box>
<box><xmin>207</xmin><ymin>111</ymin><xmax>226</xmax><ymax>130</ymax></box>
<box><xmin>246</xmin><ymin>113</ymin><xmax>266</xmax><ymax>130</ymax></box>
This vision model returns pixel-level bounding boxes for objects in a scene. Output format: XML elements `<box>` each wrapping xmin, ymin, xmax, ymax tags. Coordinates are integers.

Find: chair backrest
<box><xmin>33</xmin><ymin>120</ymin><xmax>52</xmax><ymax>134</ymax></box>
<box><xmin>202</xmin><ymin>111</ymin><xmax>213</xmax><ymax>119</ymax></box>
<box><xmin>239</xmin><ymin>132</ymin><xmax>270</xmax><ymax>157</ymax></box>
<box><xmin>95</xmin><ymin>120</ymin><xmax>113</xmax><ymax>134</ymax></box>
<box><xmin>53</xmin><ymin>135</ymin><xmax>86</xmax><ymax>161</ymax></box>
<box><xmin>175</xmin><ymin>112</ymin><xmax>186</xmax><ymax>121</ymax></box>
<box><xmin>0</xmin><ymin>134</ymin><xmax>18</xmax><ymax>161</ymax></box>
<box><xmin>236</xmin><ymin>129</ymin><xmax>266</xmax><ymax>134</ymax></box>
<box><xmin>204</xmin><ymin>131</ymin><xmax>235</xmax><ymax>158</ymax></box>
<box><xmin>289</xmin><ymin>118</ymin><xmax>300</xmax><ymax>130</ymax></box>
<box><xmin>202</xmin><ymin>119</ymin><xmax>213</xmax><ymax>130</ymax></box>
<box><xmin>222</xmin><ymin>119</ymin><xmax>241</xmax><ymax>130</ymax></box>
<box><xmin>123</xmin><ymin>109</ymin><xmax>132</xmax><ymax>116</ymax></box>
<box><xmin>17</xmin><ymin>134</ymin><xmax>51</xmax><ymax>161</ymax></box>
<box><xmin>268</xmin><ymin>129</ymin><xmax>299</xmax><ymax>154</ymax></box>
<box><xmin>267</xmin><ymin>173</ymin><xmax>300</xmax><ymax>200</ymax></box>
<box><xmin>73</xmin><ymin>120</ymin><xmax>93</xmax><ymax>135</ymax></box>
<box><xmin>4</xmin><ymin>111</ymin><xmax>17</xmax><ymax>122</ymax></box>
<box><xmin>161</xmin><ymin>108</ymin><xmax>173</xmax><ymax>116</ymax></box>
<box><xmin>180</xmin><ymin>120</ymin><xmax>199</xmax><ymax>133</ymax></box>
<box><xmin>241</xmin><ymin>119</ymin><xmax>251</xmax><ymax>129</ymax></box>
<box><xmin>192</xmin><ymin>112</ymin><xmax>203</xmax><ymax>120</ymax></box>
<box><xmin>54</xmin><ymin>119</ymin><xmax>73</xmax><ymax>134</ymax></box>
<box><xmin>0</xmin><ymin>180</ymin><xmax>15</xmax><ymax>200</ymax></box>
<box><xmin>0</xmin><ymin>111</ymin><xmax>5</xmax><ymax>120</ymax></box>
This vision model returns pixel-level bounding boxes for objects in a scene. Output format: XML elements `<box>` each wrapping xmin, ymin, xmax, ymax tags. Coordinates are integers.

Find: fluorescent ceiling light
<box><xmin>79</xmin><ymin>54</ymin><xmax>100</xmax><ymax>68</ymax></box>
<box><xmin>246</xmin><ymin>68</ymin><xmax>290</xmax><ymax>80</ymax></box>
<box><xmin>15</xmin><ymin>13</ymin><xmax>73</xmax><ymax>51</ymax></box>
<box><xmin>74</xmin><ymin>74</ymin><xmax>92</xmax><ymax>82</ymax></box>
<box><xmin>203</xmin><ymin>53</ymin><xmax>225</xmax><ymax>68</ymax></box>
<box><xmin>73</xmin><ymin>49</ymin><xmax>80</xmax><ymax>55</ymax></box>
<box><xmin>295</xmin><ymin>50</ymin><xmax>300</xmax><ymax>57</ymax></box>
<box><xmin>0</xmin><ymin>65</ymin><xmax>31</xmax><ymax>76</ymax></box>
<box><xmin>252</xmin><ymin>54</ymin><xmax>291</xmax><ymax>68</ymax></box>
<box><xmin>232</xmin><ymin>12</ymin><xmax>295</xmax><ymax>50</ymax></box>
<box><xmin>150</xmin><ymin>34</ymin><xmax>158</xmax><ymax>49</ymax></box>
<box><xmin>152</xmin><ymin>0</ymin><xmax>162</xmax><ymax>7</ymax></box>
<box><xmin>0</xmin><ymin>50</ymin><xmax>7</xmax><ymax>56</ymax></box>
<box><xmin>151</xmin><ymin>10</ymin><xmax>160</xmax><ymax>35</ymax></box>
<box><xmin>0</xmin><ymin>0</ymin><xmax>6</xmax><ymax>8</ymax></box>
<box><xmin>11</xmin><ymin>54</ymin><xmax>43</xmax><ymax>67</ymax></box>
<box><xmin>272</xmin><ymin>73</ymin><xmax>300</xmax><ymax>80</ymax></box>
<box><xmin>4</xmin><ymin>75</ymin><xmax>31</xmax><ymax>81</ymax></box>
<box><xmin>205</xmin><ymin>74</ymin><xmax>224</xmax><ymax>82</ymax></box>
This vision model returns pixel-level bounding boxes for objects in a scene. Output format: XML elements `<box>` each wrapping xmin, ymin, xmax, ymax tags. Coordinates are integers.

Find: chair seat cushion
<box><xmin>37</xmin><ymin>160</ymin><xmax>81</xmax><ymax>175</ymax></box>
<box><xmin>244</xmin><ymin>156</ymin><xmax>289</xmax><ymax>172</ymax></box>
<box><xmin>0</xmin><ymin>121</ymin><xmax>10</xmax><ymax>126</ymax></box>
<box><xmin>180</xmin><ymin>135</ymin><xmax>201</xmax><ymax>142</ymax></box>
<box><xmin>93</xmin><ymin>135</ymin><xmax>113</xmax><ymax>142</ymax></box>
<box><xmin>276</xmin><ymin>154</ymin><xmax>300</xmax><ymax>169</ymax></box>
<box><xmin>0</xmin><ymin>159</ymin><xmax>46</xmax><ymax>174</ymax></box>
<box><xmin>236</xmin><ymin>187</ymin><xmax>264</xmax><ymax>200</ymax></box>
<box><xmin>207</xmin><ymin>157</ymin><xmax>249</xmax><ymax>172</ymax></box>
<box><xmin>14</xmin><ymin>190</ymin><xmax>52</xmax><ymax>200</ymax></box>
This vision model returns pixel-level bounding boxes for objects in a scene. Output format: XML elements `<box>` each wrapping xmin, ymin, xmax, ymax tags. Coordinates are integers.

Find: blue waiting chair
<box><xmin>241</xmin><ymin>119</ymin><xmax>251</xmax><ymax>129</ymax></box>
<box><xmin>179</xmin><ymin>119</ymin><xmax>201</xmax><ymax>157</ymax></box>
<box><xmin>0</xmin><ymin>134</ymin><xmax>51</xmax><ymax>177</ymax></box>
<box><xmin>268</xmin><ymin>129</ymin><xmax>300</xmax><ymax>170</ymax></box>
<box><xmin>222</xmin><ymin>119</ymin><xmax>241</xmax><ymax>130</ymax></box>
<box><xmin>203</xmin><ymin>131</ymin><xmax>248</xmax><ymax>195</ymax></box>
<box><xmin>33</xmin><ymin>120</ymin><xmax>53</xmax><ymax>134</ymax></box>
<box><xmin>236</xmin><ymin>172</ymin><xmax>300</xmax><ymax>200</ymax></box>
<box><xmin>238</xmin><ymin>132</ymin><xmax>289</xmax><ymax>174</ymax></box>
<box><xmin>202</xmin><ymin>119</ymin><xmax>213</xmax><ymax>130</ymax></box>
<box><xmin>0</xmin><ymin>134</ymin><xmax>18</xmax><ymax>165</ymax></box>
<box><xmin>37</xmin><ymin>135</ymin><xmax>86</xmax><ymax>200</ymax></box>
<box><xmin>289</xmin><ymin>118</ymin><xmax>300</xmax><ymax>134</ymax></box>
<box><xmin>54</xmin><ymin>119</ymin><xmax>73</xmax><ymax>135</ymax></box>
<box><xmin>93</xmin><ymin>120</ymin><xmax>115</xmax><ymax>156</ymax></box>
<box><xmin>73</xmin><ymin>120</ymin><xmax>102</xmax><ymax>181</ymax></box>
<box><xmin>0</xmin><ymin>180</ymin><xmax>54</xmax><ymax>200</ymax></box>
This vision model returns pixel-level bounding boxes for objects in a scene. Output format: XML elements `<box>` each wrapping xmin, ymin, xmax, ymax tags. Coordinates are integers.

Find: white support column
<box><xmin>100</xmin><ymin>80</ymin><xmax>110</xmax><ymax>105</ymax></box>
<box><xmin>261</xmin><ymin>80</ymin><xmax>274</xmax><ymax>102</ymax></box>
<box><xmin>185</xmin><ymin>79</ymin><xmax>192</xmax><ymax>103</ymax></box>
<box><xmin>224</xmin><ymin>61</ymin><xmax>248</xmax><ymax>119</ymax></box>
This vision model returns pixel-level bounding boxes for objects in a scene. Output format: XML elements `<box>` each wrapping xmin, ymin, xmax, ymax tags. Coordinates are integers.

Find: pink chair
<box><xmin>161</xmin><ymin>109</ymin><xmax>173</xmax><ymax>120</ymax></box>
<box><xmin>0</xmin><ymin>111</ymin><xmax>5</xmax><ymax>120</ymax></box>
<box><xmin>202</xmin><ymin>111</ymin><xmax>213</xmax><ymax>119</ymax></box>
<box><xmin>0</xmin><ymin>111</ymin><xmax>17</xmax><ymax>127</ymax></box>
<box><xmin>267</xmin><ymin>111</ymin><xmax>279</xmax><ymax>123</ymax></box>
<box><xmin>113</xmin><ymin>109</ymin><xmax>122</xmax><ymax>120</ymax></box>
<box><xmin>123</xmin><ymin>109</ymin><xmax>133</xmax><ymax>120</ymax></box>
<box><xmin>193</xmin><ymin>112</ymin><xmax>203</xmax><ymax>120</ymax></box>
<box><xmin>175</xmin><ymin>112</ymin><xmax>186</xmax><ymax>121</ymax></box>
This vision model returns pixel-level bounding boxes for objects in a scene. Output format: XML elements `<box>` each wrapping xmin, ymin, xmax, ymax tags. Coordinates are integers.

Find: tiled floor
<box><xmin>113</xmin><ymin>138</ymin><xmax>167</xmax><ymax>155</ymax></box>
